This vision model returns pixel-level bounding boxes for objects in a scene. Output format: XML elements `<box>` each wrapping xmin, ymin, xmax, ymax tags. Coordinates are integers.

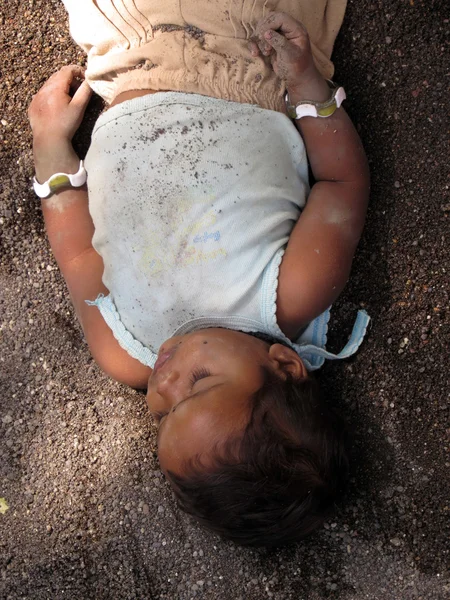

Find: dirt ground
<box><xmin>0</xmin><ymin>1</ymin><xmax>448</xmax><ymax>599</ymax></box>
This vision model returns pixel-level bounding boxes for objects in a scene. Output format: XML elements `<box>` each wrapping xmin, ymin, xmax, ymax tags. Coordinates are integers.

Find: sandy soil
<box><xmin>0</xmin><ymin>0</ymin><xmax>448</xmax><ymax>598</ymax></box>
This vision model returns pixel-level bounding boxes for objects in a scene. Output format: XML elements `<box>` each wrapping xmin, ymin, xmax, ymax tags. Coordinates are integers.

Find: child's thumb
<box><xmin>72</xmin><ymin>80</ymin><xmax>93</xmax><ymax>109</ymax></box>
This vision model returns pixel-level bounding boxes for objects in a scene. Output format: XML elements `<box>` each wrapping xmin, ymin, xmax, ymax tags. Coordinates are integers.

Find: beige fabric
<box><xmin>62</xmin><ymin>0</ymin><xmax>347</xmax><ymax>113</ymax></box>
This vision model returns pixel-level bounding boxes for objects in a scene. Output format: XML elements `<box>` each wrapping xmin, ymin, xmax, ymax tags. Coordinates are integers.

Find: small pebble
<box><xmin>394</xmin><ymin>181</ymin><xmax>401</xmax><ymax>188</ymax></box>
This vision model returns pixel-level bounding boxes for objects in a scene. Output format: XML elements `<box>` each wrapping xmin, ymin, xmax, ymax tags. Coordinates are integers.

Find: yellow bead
<box><xmin>317</xmin><ymin>102</ymin><xmax>337</xmax><ymax>117</ymax></box>
<box><xmin>49</xmin><ymin>174</ymin><xmax>70</xmax><ymax>190</ymax></box>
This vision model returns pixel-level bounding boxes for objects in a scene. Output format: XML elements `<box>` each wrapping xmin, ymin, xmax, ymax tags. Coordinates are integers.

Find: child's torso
<box><xmin>85</xmin><ymin>92</ymin><xmax>309</xmax><ymax>354</ymax></box>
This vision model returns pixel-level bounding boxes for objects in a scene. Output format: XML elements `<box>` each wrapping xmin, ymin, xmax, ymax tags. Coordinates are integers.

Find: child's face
<box><xmin>145</xmin><ymin>329</ymin><xmax>305</xmax><ymax>477</ymax></box>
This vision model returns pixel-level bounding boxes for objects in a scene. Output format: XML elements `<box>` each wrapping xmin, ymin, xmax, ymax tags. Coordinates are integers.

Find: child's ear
<box><xmin>268</xmin><ymin>344</ymin><xmax>308</xmax><ymax>381</ymax></box>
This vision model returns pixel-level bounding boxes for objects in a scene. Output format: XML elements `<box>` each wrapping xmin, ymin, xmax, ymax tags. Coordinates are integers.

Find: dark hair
<box><xmin>166</xmin><ymin>368</ymin><xmax>349</xmax><ymax>547</ymax></box>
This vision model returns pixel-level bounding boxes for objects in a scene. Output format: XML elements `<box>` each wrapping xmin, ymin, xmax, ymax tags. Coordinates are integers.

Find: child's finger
<box><xmin>258</xmin><ymin>11</ymin><xmax>304</xmax><ymax>40</ymax></box>
<box><xmin>71</xmin><ymin>80</ymin><xmax>93</xmax><ymax>110</ymax></box>
<box><xmin>248</xmin><ymin>40</ymin><xmax>260</xmax><ymax>57</ymax></box>
<box><xmin>47</xmin><ymin>65</ymin><xmax>86</xmax><ymax>95</ymax></box>
<box><xmin>264</xmin><ymin>29</ymin><xmax>293</xmax><ymax>56</ymax></box>
<box><xmin>249</xmin><ymin>36</ymin><xmax>271</xmax><ymax>56</ymax></box>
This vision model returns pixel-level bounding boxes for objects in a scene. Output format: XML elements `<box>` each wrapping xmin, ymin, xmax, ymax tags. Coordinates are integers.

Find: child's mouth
<box><xmin>153</xmin><ymin>348</ymin><xmax>176</xmax><ymax>373</ymax></box>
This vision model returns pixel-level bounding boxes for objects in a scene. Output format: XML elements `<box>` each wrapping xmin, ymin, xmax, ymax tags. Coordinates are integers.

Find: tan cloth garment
<box><xmin>62</xmin><ymin>0</ymin><xmax>347</xmax><ymax>113</ymax></box>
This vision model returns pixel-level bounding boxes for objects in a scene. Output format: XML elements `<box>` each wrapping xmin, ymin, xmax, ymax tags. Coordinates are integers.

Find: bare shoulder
<box><xmin>61</xmin><ymin>246</ymin><xmax>152</xmax><ymax>390</ymax></box>
<box><xmin>275</xmin><ymin>259</ymin><xmax>322</xmax><ymax>341</ymax></box>
<box><xmin>276</xmin><ymin>180</ymin><xmax>368</xmax><ymax>339</ymax></box>
<box><xmin>83</xmin><ymin>304</ymin><xmax>152</xmax><ymax>389</ymax></box>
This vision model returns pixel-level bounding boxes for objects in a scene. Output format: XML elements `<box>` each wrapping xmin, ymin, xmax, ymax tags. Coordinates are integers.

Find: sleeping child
<box><xmin>28</xmin><ymin>0</ymin><xmax>370</xmax><ymax>546</ymax></box>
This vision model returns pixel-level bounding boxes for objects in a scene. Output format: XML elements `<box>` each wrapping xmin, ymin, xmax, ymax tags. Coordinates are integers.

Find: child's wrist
<box><xmin>287</xmin><ymin>70</ymin><xmax>331</xmax><ymax>104</ymax></box>
<box><xmin>33</xmin><ymin>138</ymin><xmax>80</xmax><ymax>183</ymax></box>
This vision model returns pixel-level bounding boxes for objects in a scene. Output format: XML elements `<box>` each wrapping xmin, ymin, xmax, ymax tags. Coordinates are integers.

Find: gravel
<box><xmin>0</xmin><ymin>0</ymin><xmax>448</xmax><ymax>599</ymax></box>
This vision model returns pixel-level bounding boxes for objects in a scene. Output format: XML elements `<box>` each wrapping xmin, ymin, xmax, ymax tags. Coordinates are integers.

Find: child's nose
<box><xmin>155</xmin><ymin>369</ymin><xmax>181</xmax><ymax>398</ymax></box>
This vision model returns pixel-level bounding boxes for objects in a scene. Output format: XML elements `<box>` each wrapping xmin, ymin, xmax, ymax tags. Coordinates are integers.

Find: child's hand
<box><xmin>28</xmin><ymin>66</ymin><xmax>93</xmax><ymax>181</ymax></box>
<box><xmin>249</xmin><ymin>12</ymin><xmax>324</xmax><ymax>95</ymax></box>
<box><xmin>28</xmin><ymin>65</ymin><xmax>92</xmax><ymax>145</ymax></box>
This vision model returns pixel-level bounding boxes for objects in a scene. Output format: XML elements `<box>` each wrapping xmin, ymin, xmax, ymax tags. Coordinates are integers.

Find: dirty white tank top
<box><xmin>85</xmin><ymin>92</ymin><xmax>369</xmax><ymax>371</ymax></box>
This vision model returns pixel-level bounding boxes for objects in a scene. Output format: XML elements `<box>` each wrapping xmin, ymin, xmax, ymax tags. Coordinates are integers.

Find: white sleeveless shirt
<box><xmin>85</xmin><ymin>93</ymin><xmax>369</xmax><ymax>370</ymax></box>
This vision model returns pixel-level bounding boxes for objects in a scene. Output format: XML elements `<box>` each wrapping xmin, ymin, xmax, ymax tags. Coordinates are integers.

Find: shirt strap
<box><xmin>297</xmin><ymin>310</ymin><xmax>370</xmax><ymax>369</ymax></box>
<box><xmin>85</xmin><ymin>294</ymin><xmax>156</xmax><ymax>367</ymax></box>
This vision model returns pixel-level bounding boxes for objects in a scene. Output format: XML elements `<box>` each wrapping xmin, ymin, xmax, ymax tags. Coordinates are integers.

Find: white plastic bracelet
<box><xmin>286</xmin><ymin>82</ymin><xmax>346</xmax><ymax>120</ymax></box>
<box><xmin>33</xmin><ymin>160</ymin><xmax>87</xmax><ymax>198</ymax></box>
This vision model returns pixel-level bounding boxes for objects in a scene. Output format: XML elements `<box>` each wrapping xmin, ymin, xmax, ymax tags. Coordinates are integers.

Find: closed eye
<box><xmin>153</xmin><ymin>411</ymin><xmax>167</xmax><ymax>424</ymax></box>
<box><xmin>189</xmin><ymin>367</ymin><xmax>211</xmax><ymax>389</ymax></box>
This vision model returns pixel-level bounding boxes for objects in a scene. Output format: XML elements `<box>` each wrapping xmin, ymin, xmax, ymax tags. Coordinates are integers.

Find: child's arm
<box><xmin>29</xmin><ymin>66</ymin><xmax>151</xmax><ymax>388</ymax></box>
<box><xmin>251</xmin><ymin>14</ymin><xmax>370</xmax><ymax>338</ymax></box>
